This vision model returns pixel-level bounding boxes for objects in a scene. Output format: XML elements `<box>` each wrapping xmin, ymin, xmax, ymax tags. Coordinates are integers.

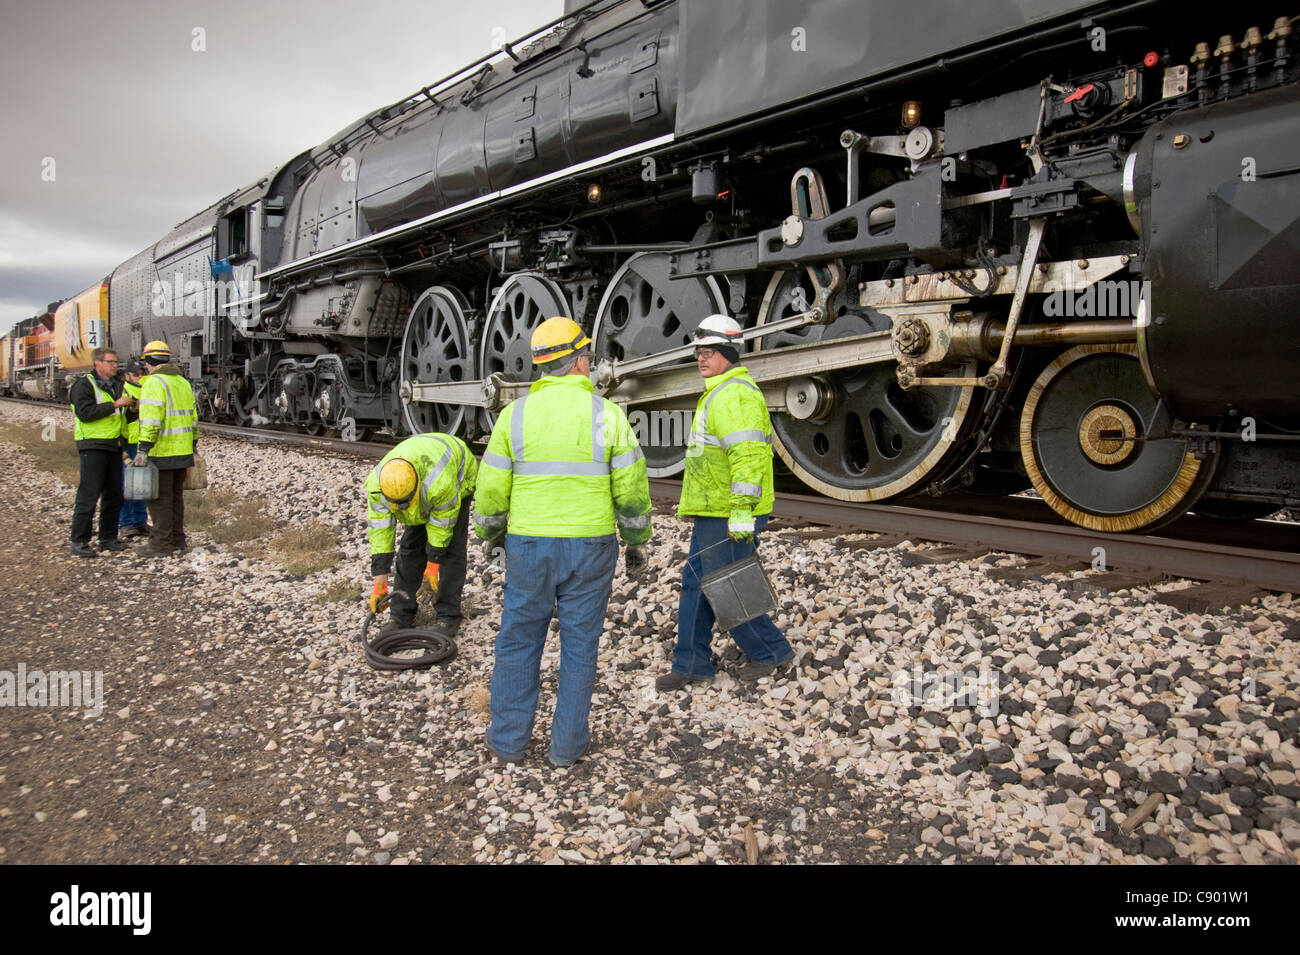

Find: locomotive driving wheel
<box><xmin>480</xmin><ymin>272</ymin><xmax>571</xmax><ymax>385</ymax></box>
<box><xmin>1019</xmin><ymin>345</ymin><xmax>1217</xmax><ymax>532</ymax></box>
<box><xmin>592</xmin><ymin>252</ymin><xmax>728</xmax><ymax>476</ymax></box>
<box><xmin>754</xmin><ymin>269</ymin><xmax>979</xmax><ymax>501</ymax></box>
<box><xmin>400</xmin><ymin>286</ymin><xmax>475</xmax><ymax>436</ymax></box>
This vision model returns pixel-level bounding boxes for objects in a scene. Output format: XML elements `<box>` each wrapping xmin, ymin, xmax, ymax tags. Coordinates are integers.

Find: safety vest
<box><xmin>137</xmin><ymin>372</ymin><xmax>197</xmax><ymax>458</ymax></box>
<box><xmin>123</xmin><ymin>379</ymin><xmax>142</xmax><ymax>444</ymax></box>
<box><xmin>71</xmin><ymin>375</ymin><xmax>123</xmax><ymax>442</ymax></box>
<box><xmin>365</xmin><ymin>434</ymin><xmax>478</xmax><ymax>559</ymax></box>
<box><xmin>474</xmin><ymin>374</ymin><xmax>652</xmax><ymax>542</ymax></box>
<box><xmin>678</xmin><ymin>365</ymin><xmax>775</xmax><ymax>520</ymax></box>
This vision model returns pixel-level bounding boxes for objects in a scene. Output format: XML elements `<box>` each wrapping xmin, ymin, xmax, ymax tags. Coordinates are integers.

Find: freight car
<box><xmin>58</xmin><ymin>0</ymin><xmax>1300</xmax><ymax>530</ymax></box>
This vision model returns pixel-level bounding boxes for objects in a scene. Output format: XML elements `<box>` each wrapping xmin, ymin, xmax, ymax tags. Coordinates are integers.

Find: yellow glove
<box><xmin>368</xmin><ymin>579</ymin><xmax>388</xmax><ymax>614</ymax></box>
<box><xmin>418</xmin><ymin>562</ymin><xmax>440</xmax><ymax>598</ymax></box>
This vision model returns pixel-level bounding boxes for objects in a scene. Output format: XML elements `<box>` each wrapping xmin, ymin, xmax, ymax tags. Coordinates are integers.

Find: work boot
<box><xmin>71</xmin><ymin>542</ymin><xmax>96</xmax><ymax>558</ymax></box>
<box><xmin>434</xmin><ymin>616</ymin><xmax>462</xmax><ymax>638</ymax></box>
<box><xmin>736</xmin><ymin>656</ymin><xmax>794</xmax><ymax>682</ymax></box>
<box><xmin>655</xmin><ymin>670</ymin><xmax>713</xmax><ymax>692</ymax></box>
<box><xmin>99</xmin><ymin>539</ymin><xmax>128</xmax><ymax>552</ymax></box>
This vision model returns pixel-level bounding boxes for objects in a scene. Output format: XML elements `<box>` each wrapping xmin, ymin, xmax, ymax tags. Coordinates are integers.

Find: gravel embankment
<box><xmin>1</xmin><ymin>400</ymin><xmax>1297</xmax><ymax>864</ymax></box>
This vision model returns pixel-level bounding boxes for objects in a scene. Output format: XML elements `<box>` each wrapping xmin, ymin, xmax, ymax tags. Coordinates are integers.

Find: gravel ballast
<box><xmin>2</xmin><ymin>401</ymin><xmax>1298</xmax><ymax>864</ymax></box>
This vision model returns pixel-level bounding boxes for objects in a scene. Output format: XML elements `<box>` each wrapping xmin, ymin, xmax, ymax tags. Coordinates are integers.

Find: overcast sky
<box><xmin>0</xmin><ymin>0</ymin><xmax>561</xmax><ymax>337</ymax></box>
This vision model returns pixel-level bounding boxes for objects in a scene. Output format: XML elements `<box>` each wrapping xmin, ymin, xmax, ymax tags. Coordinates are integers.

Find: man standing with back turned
<box><xmin>656</xmin><ymin>314</ymin><xmax>793</xmax><ymax>691</ymax></box>
<box><xmin>475</xmin><ymin>316</ymin><xmax>653</xmax><ymax>767</ymax></box>
<box><xmin>134</xmin><ymin>340</ymin><xmax>197</xmax><ymax>556</ymax></box>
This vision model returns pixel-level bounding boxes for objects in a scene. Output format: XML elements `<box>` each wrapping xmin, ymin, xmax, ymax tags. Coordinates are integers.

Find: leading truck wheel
<box><xmin>1019</xmin><ymin>345</ymin><xmax>1217</xmax><ymax>532</ymax></box>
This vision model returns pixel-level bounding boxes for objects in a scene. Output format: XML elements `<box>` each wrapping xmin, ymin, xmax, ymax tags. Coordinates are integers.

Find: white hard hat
<box><xmin>691</xmin><ymin>314</ymin><xmax>744</xmax><ymax>348</ymax></box>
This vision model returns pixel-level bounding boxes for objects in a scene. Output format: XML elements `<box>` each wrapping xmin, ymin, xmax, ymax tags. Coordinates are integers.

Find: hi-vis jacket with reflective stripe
<box><xmin>366</xmin><ymin>434</ymin><xmax>478</xmax><ymax>573</ymax></box>
<box><xmin>678</xmin><ymin>365</ymin><xmax>775</xmax><ymax>520</ymax></box>
<box><xmin>123</xmin><ymin>380</ymin><xmax>142</xmax><ymax>445</ymax></box>
<box><xmin>70</xmin><ymin>374</ymin><xmax>123</xmax><ymax>447</ymax></box>
<box><xmin>137</xmin><ymin>365</ymin><xmax>197</xmax><ymax>469</ymax></box>
<box><xmin>474</xmin><ymin>374</ymin><xmax>652</xmax><ymax>542</ymax></box>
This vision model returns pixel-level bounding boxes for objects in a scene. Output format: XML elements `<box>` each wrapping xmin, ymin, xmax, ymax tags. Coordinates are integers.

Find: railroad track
<box><xmin>10</xmin><ymin>405</ymin><xmax>1298</xmax><ymax>597</ymax></box>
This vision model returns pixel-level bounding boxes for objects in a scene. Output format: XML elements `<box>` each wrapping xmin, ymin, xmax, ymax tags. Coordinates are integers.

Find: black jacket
<box><xmin>69</xmin><ymin>374</ymin><xmax>125</xmax><ymax>453</ymax></box>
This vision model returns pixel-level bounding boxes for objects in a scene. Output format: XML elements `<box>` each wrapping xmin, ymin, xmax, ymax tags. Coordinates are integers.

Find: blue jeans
<box><xmin>672</xmin><ymin>516</ymin><xmax>792</xmax><ymax>680</ymax></box>
<box><xmin>489</xmin><ymin>534</ymin><xmax>618</xmax><ymax>763</ymax></box>
<box><xmin>120</xmin><ymin>443</ymin><xmax>148</xmax><ymax>528</ymax></box>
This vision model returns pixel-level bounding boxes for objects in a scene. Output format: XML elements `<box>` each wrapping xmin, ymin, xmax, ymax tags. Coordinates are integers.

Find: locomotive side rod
<box><xmin>403</xmin><ymin>314</ymin><xmax>1136</xmax><ymax>414</ymax></box>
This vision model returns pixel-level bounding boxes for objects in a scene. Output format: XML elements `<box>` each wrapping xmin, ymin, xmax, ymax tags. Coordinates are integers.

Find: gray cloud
<box><xmin>0</xmin><ymin>0</ymin><xmax>559</xmax><ymax>335</ymax></box>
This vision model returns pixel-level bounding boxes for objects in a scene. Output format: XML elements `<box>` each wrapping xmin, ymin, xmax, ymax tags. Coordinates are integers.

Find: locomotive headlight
<box><xmin>901</xmin><ymin>100</ymin><xmax>922</xmax><ymax>129</ymax></box>
<box><xmin>587</xmin><ymin>183</ymin><xmax>602</xmax><ymax>204</ymax></box>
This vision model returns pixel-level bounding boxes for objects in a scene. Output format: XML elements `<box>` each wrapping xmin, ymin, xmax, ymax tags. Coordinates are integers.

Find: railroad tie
<box><xmin>1152</xmin><ymin>583</ymin><xmax>1266</xmax><ymax>615</ymax></box>
<box><xmin>900</xmin><ymin>545</ymin><xmax>990</xmax><ymax>567</ymax></box>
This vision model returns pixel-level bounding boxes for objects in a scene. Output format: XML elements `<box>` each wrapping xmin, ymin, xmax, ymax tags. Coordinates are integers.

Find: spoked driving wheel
<box><xmin>480</xmin><ymin>272</ymin><xmax>571</xmax><ymax>385</ymax></box>
<box><xmin>400</xmin><ymin>286</ymin><xmax>475</xmax><ymax>436</ymax></box>
<box><xmin>1020</xmin><ymin>345</ymin><xmax>1217</xmax><ymax>532</ymax></box>
<box><xmin>755</xmin><ymin>269</ymin><xmax>979</xmax><ymax>501</ymax></box>
<box><xmin>592</xmin><ymin>252</ymin><xmax>728</xmax><ymax>476</ymax></box>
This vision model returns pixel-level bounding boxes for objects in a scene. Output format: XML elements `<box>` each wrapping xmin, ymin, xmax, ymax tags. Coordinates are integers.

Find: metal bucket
<box><xmin>697</xmin><ymin>541</ymin><xmax>778</xmax><ymax>632</ymax></box>
<box><xmin>123</xmin><ymin>461</ymin><xmax>158</xmax><ymax>501</ymax></box>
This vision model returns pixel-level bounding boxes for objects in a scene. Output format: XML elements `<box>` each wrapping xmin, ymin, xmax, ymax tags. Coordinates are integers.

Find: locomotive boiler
<box><xmin>77</xmin><ymin>0</ymin><xmax>1300</xmax><ymax>531</ymax></box>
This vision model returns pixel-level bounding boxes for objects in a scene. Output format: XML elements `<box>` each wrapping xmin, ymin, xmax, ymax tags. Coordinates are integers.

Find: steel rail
<box><xmin>647</xmin><ymin>481</ymin><xmax>1300</xmax><ymax>594</ymax></box>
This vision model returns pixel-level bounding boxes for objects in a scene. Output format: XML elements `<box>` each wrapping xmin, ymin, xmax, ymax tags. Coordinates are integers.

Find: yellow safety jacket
<box><xmin>123</xmin><ymin>380</ymin><xmax>142</xmax><ymax>445</ymax></box>
<box><xmin>71</xmin><ymin>375</ymin><xmax>123</xmax><ymax>442</ymax></box>
<box><xmin>366</xmin><ymin>434</ymin><xmax>478</xmax><ymax>573</ymax></box>
<box><xmin>138</xmin><ymin>366</ymin><xmax>197</xmax><ymax>467</ymax></box>
<box><xmin>474</xmin><ymin>374</ymin><xmax>652</xmax><ymax>542</ymax></box>
<box><xmin>678</xmin><ymin>365</ymin><xmax>775</xmax><ymax>530</ymax></box>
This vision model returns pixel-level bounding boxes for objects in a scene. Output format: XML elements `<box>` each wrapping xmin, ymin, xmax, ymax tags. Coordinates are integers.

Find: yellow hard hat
<box><xmin>530</xmin><ymin>316</ymin><xmax>591</xmax><ymax>365</ymax></box>
<box><xmin>379</xmin><ymin>458</ymin><xmax>419</xmax><ymax>511</ymax></box>
<box><xmin>141</xmin><ymin>340</ymin><xmax>171</xmax><ymax>360</ymax></box>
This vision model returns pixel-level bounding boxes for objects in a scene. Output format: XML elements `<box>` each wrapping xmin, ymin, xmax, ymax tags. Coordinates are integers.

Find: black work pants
<box><xmin>148</xmin><ymin>468</ymin><xmax>187</xmax><ymax>551</ymax></box>
<box><xmin>71</xmin><ymin>449</ymin><xmax>123</xmax><ymax>545</ymax></box>
<box><xmin>389</xmin><ymin>501</ymin><xmax>470</xmax><ymax>626</ymax></box>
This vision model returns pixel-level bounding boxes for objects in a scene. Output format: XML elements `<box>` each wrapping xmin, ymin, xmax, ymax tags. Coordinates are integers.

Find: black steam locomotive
<box><xmin>95</xmin><ymin>0</ymin><xmax>1299</xmax><ymax>531</ymax></box>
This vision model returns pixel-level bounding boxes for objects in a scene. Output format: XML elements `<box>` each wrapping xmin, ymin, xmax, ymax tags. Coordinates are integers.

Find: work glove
<box><xmin>727</xmin><ymin>508</ymin><xmax>755</xmax><ymax>542</ymax></box>
<box><xmin>418</xmin><ymin>562</ymin><xmax>440</xmax><ymax>598</ymax></box>
<box><xmin>133</xmin><ymin>450</ymin><xmax>148</xmax><ymax>467</ymax></box>
<box><xmin>624</xmin><ymin>544</ymin><xmax>649</xmax><ymax>579</ymax></box>
<box><xmin>368</xmin><ymin>579</ymin><xmax>389</xmax><ymax>614</ymax></box>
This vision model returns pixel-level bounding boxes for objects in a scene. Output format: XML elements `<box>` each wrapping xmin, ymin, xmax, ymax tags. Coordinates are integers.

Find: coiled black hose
<box><xmin>360</xmin><ymin>611</ymin><xmax>457</xmax><ymax>671</ymax></box>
